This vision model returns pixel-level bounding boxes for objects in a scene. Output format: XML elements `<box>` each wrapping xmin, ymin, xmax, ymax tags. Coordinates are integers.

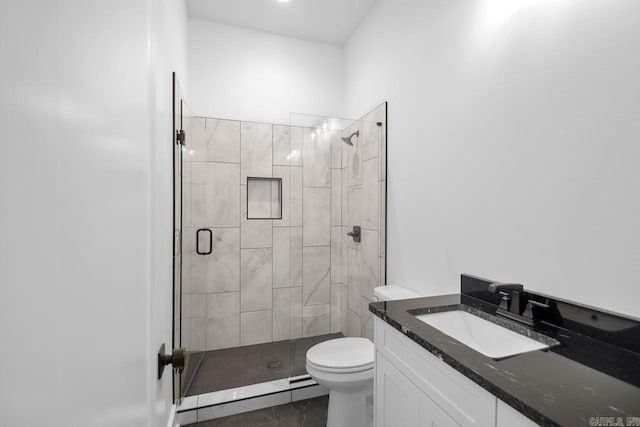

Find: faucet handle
<box><xmin>527</xmin><ymin>300</ymin><xmax>550</xmax><ymax>309</ymax></box>
<box><xmin>488</xmin><ymin>282</ymin><xmax>524</xmax><ymax>294</ymax></box>
<box><xmin>522</xmin><ymin>299</ymin><xmax>550</xmax><ymax>323</ymax></box>
<box><xmin>498</xmin><ymin>293</ymin><xmax>511</xmax><ymax>311</ymax></box>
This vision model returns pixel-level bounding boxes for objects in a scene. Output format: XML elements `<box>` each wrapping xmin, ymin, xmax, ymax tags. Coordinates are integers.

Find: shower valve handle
<box><xmin>347</xmin><ymin>225</ymin><xmax>361</xmax><ymax>243</ymax></box>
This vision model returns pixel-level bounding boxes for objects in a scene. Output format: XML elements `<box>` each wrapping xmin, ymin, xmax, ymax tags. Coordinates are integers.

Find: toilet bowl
<box><xmin>306</xmin><ymin>337</ymin><xmax>374</xmax><ymax>427</ymax></box>
<box><xmin>306</xmin><ymin>285</ymin><xmax>422</xmax><ymax>427</ymax></box>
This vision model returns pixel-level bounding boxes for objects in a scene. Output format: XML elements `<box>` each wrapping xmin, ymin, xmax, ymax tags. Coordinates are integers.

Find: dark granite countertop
<box><xmin>369</xmin><ymin>276</ymin><xmax>640</xmax><ymax>427</ymax></box>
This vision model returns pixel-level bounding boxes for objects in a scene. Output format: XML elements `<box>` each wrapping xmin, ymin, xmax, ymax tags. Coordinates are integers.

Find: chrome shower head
<box><xmin>341</xmin><ymin>130</ymin><xmax>359</xmax><ymax>146</ymax></box>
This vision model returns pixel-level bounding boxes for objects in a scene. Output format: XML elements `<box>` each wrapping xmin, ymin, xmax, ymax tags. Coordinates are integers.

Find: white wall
<box><xmin>345</xmin><ymin>0</ymin><xmax>640</xmax><ymax>317</ymax></box>
<box><xmin>0</xmin><ymin>0</ymin><xmax>187</xmax><ymax>425</ymax></box>
<box><xmin>188</xmin><ymin>19</ymin><xmax>344</xmax><ymax>125</ymax></box>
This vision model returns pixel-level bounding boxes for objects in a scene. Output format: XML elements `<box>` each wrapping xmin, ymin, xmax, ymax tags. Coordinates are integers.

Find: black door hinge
<box><xmin>176</xmin><ymin>129</ymin><xmax>186</xmax><ymax>145</ymax></box>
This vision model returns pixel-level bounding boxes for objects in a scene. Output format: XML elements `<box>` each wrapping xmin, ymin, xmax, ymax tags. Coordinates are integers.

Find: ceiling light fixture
<box><xmin>277</xmin><ymin>0</ymin><xmax>290</xmax><ymax>3</ymax></box>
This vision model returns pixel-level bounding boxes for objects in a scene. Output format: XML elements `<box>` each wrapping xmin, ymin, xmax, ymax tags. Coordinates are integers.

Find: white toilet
<box><xmin>306</xmin><ymin>285</ymin><xmax>422</xmax><ymax>427</ymax></box>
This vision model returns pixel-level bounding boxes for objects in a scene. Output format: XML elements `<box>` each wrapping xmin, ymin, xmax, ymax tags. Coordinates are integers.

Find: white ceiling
<box><xmin>186</xmin><ymin>0</ymin><xmax>377</xmax><ymax>46</ymax></box>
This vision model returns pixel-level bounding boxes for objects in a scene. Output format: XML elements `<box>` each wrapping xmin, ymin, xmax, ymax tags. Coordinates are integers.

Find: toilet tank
<box><xmin>372</xmin><ymin>285</ymin><xmax>422</xmax><ymax>302</ymax></box>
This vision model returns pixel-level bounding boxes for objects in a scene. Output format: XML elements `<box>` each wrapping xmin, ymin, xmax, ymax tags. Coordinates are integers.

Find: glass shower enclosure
<box><xmin>172</xmin><ymin>79</ymin><xmax>387</xmax><ymax>403</ymax></box>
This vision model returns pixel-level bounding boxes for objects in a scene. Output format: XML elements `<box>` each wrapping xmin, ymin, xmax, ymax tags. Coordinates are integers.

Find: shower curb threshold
<box><xmin>176</xmin><ymin>375</ymin><xmax>328</xmax><ymax>425</ymax></box>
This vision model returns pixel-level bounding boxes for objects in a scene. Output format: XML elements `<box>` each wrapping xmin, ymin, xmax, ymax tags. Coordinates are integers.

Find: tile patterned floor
<box><xmin>186</xmin><ymin>334</ymin><xmax>342</xmax><ymax>396</ymax></box>
<box><xmin>184</xmin><ymin>395</ymin><xmax>329</xmax><ymax>427</ymax></box>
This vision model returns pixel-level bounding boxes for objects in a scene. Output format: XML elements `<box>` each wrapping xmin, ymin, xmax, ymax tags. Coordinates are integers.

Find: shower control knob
<box><xmin>157</xmin><ymin>344</ymin><xmax>186</xmax><ymax>379</ymax></box>
<box><xmin>347</xmin><ymin>225</ymin><xmax>361</xmax><ymax>243</ymax></box>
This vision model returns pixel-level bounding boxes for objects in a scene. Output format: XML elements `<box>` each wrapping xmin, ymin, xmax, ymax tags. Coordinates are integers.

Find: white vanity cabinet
<box><xmin>376</xmin><ymin>354</ymin><xmax>459</xmax><ymax>427</ymax></box>
<box><xmin>374</xmin><ymin>318</ymin><xmax>540</xmax><ymax>427</ymax></box>
<box><xmin>496</xmin><ymin>400</ymin><xmax>540</xmax><ymax>427</ymax></box>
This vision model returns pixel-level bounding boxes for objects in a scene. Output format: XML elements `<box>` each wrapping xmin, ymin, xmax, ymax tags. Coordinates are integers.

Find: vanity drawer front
<box><xmin>375</xmin><ymin>318</ymin><xmax>496</xmax><ymax>427</ymax></box>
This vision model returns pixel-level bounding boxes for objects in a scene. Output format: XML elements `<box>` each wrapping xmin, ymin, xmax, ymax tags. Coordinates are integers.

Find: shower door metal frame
<box><xmin>171</xmin><ymin>71</ymin><xmax>182</xmax><ymax>403</ymax></box>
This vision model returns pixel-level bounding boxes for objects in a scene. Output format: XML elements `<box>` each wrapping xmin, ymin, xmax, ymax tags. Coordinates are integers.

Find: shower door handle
<box><xmin>196</xmin><ymin>228</ymin><xmax>212</xmax><ymax>255</ymax></box>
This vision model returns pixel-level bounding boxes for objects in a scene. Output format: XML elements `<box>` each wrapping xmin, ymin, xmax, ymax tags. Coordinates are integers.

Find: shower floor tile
<box><xmin>186</xmin><ymin>333</ymin><xmax>342</xmax><ymax>396</ymax></box>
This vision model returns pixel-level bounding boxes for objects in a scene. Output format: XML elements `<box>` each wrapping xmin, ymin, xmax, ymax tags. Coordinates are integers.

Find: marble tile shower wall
<box><xmin>339</xmin><ymin>103</ymin><xmax>387</xmax><ymax>341</ymax></box>
<box><xmin>181</xmin><ymin>118</ymin><xmax>344</xmax><ymax>351</ymax></box>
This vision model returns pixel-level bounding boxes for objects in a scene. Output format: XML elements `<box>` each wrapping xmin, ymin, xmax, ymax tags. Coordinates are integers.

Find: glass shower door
<box><xmin>173</xmin><ymin>73</ymin><xmax>207</xmax><ymax>401</ymax></box>
<box><xmin>179</xmin><ymin>100</ymin><xmax>208</xmax><ymax>398</ymax></box>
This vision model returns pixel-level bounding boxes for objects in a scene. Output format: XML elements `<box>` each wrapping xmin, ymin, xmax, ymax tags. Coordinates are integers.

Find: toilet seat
<box><xmin>306</xmin><ymin>338</ymin><xmax>374</xmax><ymax>374</ymax></box>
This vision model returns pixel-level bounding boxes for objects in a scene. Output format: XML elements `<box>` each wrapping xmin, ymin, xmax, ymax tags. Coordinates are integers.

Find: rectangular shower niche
<box><xmin>247</xmin><ymin>177</ymin><xmax>282</xmax><ymax>220</ymax></box>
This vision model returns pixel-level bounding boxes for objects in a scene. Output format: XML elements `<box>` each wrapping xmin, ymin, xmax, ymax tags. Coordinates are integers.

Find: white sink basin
<box><xmin>415</xmin><ymin>310</ymin><xmax>550</xmax><ymax>359</ymax></box>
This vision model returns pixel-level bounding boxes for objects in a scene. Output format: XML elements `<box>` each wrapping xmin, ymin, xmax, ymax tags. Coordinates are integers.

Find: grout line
<box><xmin>301</xmin><ymin>128</ymin><xmax>305</xmax><ymax>336</ymax></box>
<box><xmin>287</xmin><ymin>128</ymin><xmax>292</xmax><ymax>340</ymax></box>
<box><xmin>239</xmin><ymin>121</ymin><xmax>244</xmax><ymax>347</ymax></box>
<box><xmin>271</xmin><ymin>123</ymin><xmax>275</xmax><ymax>343</ymax></box>
<box><xmin>329</xmin><ymin>136</ymin><xmax>335</xmax><ymax>334</ymax></box>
